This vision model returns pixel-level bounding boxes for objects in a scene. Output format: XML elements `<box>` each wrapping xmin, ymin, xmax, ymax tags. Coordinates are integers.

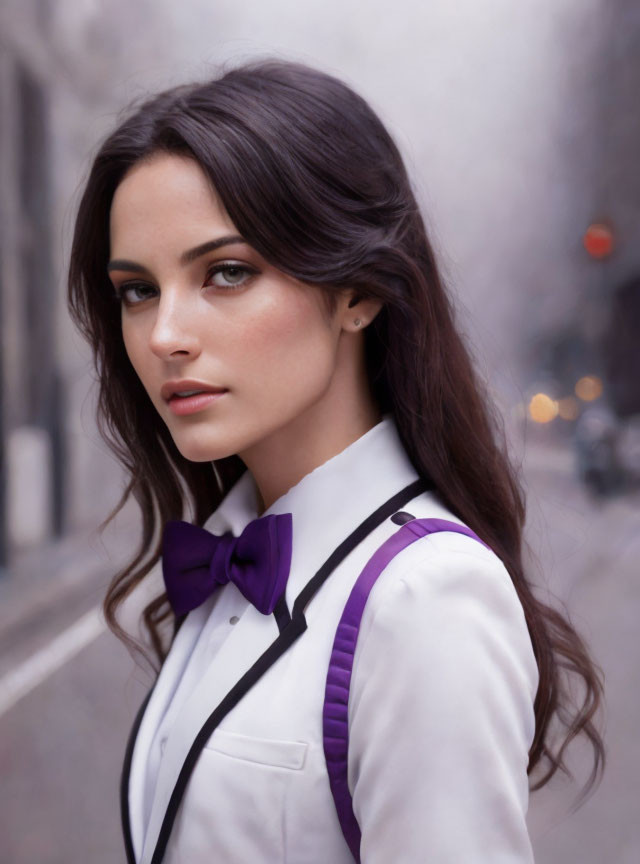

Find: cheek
<box><xmin>235</xmin><ymin>291</ymin><xmax>335</xmax><ymax>399</ymax></box>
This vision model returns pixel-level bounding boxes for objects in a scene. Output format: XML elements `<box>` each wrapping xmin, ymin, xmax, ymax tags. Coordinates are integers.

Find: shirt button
<box><xmin>229</xmin><ymin>615</ymin><xmax>239</xmax><ymax>625</ymax></box>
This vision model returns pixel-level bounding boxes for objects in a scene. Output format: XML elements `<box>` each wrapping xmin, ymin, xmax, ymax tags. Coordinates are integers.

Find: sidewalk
<box><xmin>0</xmin><ymin>503</ymin><xmax>141</xmax><ymax>679</ymax></box>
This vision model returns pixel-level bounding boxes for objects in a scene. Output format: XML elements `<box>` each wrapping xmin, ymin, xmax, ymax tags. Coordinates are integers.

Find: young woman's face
<box><xmin>108</xmin><ymin>153</ymin><xmax>352</xmax><ymax>464</ymax></box>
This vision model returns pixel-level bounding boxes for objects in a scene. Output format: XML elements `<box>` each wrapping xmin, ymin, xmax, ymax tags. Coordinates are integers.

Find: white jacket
<box><xmin>124</xmin><ymin>415</ymin><xmax>538</xmax><ymax>863</ymax></box>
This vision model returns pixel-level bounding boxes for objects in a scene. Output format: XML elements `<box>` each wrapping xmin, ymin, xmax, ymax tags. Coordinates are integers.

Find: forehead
<box><xmin>109</xmin><ymin>153</ymin><xmax>237</xmax><ymax>254</ymax></box>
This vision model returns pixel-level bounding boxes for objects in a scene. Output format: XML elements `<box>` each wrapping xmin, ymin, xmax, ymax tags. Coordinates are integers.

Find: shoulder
<box><xmin>367</xmin><ymin>525</ymin><xmax>526</xmax><ymax>631</ymax></box>
<box><xmin>351</xmin><ymin>514</ymin><xmax>539</xmax><ymax>712</ymax></box>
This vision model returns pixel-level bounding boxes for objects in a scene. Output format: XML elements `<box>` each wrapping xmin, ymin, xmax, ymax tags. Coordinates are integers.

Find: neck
<box><xmin>238</xmin><ymin>341</ymin><xmax>382</xmax><ymax>514</ymax></box>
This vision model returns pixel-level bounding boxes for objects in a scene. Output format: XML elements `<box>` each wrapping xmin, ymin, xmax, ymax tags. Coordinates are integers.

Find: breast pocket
<box><xmin>204</xmin><ymin>728</ymin><xmax>308</xmax><ymax>770</ymax></box>
<box><xmin>167</xmin><ymin>729</ymin><xmax>309</xmax><ymax>863</ymax></box>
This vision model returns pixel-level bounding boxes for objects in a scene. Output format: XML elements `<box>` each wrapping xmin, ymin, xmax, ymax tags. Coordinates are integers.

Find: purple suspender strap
<box><xmin>322</xmin><ymin>517</ymin><xmax>490</xmax><ymax>862</ymax></box>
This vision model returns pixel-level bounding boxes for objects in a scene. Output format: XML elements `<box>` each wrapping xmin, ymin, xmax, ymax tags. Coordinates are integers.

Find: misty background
<box><xmin>1</xmin><ymin>1</ymin><xmax>638</xmax><ymax>861</ymax></box>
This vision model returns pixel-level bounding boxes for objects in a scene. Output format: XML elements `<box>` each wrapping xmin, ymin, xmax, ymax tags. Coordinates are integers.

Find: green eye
<box><xmin>206</xmin><ymin>263</ymin><xmax>256</xmax><ymax>289</ymax></box>
<box><xmin>117</xmin><ymin>282</ymin><xmax>158</xmax><ymax>304</ymax></box>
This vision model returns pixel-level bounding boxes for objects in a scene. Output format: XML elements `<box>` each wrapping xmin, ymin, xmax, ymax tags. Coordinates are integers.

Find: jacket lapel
<box><xmin>124</xmin><ymin>599</ymin><xmax>214</xmax><ymax>861</ymax></box>
<box><xmin>122</xmin><ymin>688</ymin><xmax>154</xmax><ymax>864</ymax></box>
<box><xmin>139</xmin><ymin>600</ymin><xmax>280</xmax><ymax>864</ymax></box>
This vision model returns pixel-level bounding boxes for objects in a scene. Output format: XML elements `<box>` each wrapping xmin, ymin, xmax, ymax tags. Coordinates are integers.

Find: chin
<box><xmin>172</xmin><ymin>432</ymin><xmax>237</xmax><ymax>464</ymax></box>
<box><xmin>180</xmin><ymin>445</ymin><xmax>235</xmax><ymax>464</ymax></box>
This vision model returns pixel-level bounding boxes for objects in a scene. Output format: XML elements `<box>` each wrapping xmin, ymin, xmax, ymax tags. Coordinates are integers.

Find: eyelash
<box><xmin>114</xmin><ymin>262</ymin><xmax>258</xmax><ymax>305</ymax></box>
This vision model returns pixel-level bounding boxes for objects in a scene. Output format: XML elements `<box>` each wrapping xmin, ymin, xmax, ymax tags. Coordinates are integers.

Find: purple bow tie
<box><xmin>161</xmin><ymin>513</ymin><xmax>293</xmax><ymax>618</ymax></box>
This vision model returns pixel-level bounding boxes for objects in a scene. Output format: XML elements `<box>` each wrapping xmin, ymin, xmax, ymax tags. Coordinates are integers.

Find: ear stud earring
<box><xmin>354</xmin><ymin>318</ymin><xmax>362</xmax><ymax>327</ymax></box>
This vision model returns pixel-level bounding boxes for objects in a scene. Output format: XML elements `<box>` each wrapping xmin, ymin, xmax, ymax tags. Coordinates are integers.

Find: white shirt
<box><xmin>126</xmin><ymin>414</ymin><xmax>538</xmax><ymax>863</ymax></box>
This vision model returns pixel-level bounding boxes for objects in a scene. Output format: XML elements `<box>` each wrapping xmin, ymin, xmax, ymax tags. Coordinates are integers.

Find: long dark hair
<box><xmin>68</xmin><ymin>59</ymin><xmax>604</xmax><ymax>795</ymax></box>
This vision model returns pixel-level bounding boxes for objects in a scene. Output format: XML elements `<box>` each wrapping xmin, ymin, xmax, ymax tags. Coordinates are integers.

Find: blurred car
<box><xmin>575</xmin><ymin>275</ymin><xmax>640</xmax><ymax>496</ymax></box>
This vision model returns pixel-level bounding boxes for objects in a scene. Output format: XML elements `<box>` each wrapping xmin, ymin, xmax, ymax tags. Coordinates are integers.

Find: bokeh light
<box><xmin>575</xmin><ymin>375</ymin><xmax>603</xmax><ymax>401</ymax></box>
<box><xmin>583</xmin><ymin>222</ymin><xmax>614</xmax><ymax>258</ymax></box>
<box><xmin>528</xmin><ymin>393</ymin><xmax>559</xmax><ymax>423</ymax></box>
<box><xmin>557</xmin><ymin>396</ymin><xmax>580</xmax><ymax>420</ymax></box>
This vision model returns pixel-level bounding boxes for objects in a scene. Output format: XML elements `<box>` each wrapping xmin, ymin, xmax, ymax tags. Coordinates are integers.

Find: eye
<box><xmin>205</xmin><ymin>262</ymin><xmax>257</xmax><ymax>290</ymax></box>
<box><xmin>116</xmin><ymin>281</ymin><xmax>159</xmax><ymax>305</ymax></box>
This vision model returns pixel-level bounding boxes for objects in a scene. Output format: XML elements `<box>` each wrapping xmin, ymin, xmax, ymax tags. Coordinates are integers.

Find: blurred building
<box><xmin>1</xmin><ymin>20</ymin><xmax>59</xmax><ymax>562</ymax></box>
<box><xmin>0</xmin><ymin>0</ymin><xmax>167</xmax><ymax>568</ymax></box>
<box><xmin>0</xmin><ymin>0</ymin><xmax>638</xmax><ymax>571</ymax></box>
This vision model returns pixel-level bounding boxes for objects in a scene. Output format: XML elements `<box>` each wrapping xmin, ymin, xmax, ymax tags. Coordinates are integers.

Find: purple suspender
<box><xmin>322</xmin><ymin>517</ymin><xmax>490</xmax><ymax>863</ymax></box>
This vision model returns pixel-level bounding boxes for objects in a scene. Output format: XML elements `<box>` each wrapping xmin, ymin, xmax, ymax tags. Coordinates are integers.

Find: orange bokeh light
<box><xmin>557</xmin><ymin>396</ymin><xmax>580</xmax><ymax>420</ymax></box>
<box><xmin>575</xmin><ymin>375</ymin><xmax>603</xmax><ymax>402</ymax></box>
<box><xmin>529</xmin><ymin>393</ymin><xmax>558</xmax><ymax>423</ymax></box>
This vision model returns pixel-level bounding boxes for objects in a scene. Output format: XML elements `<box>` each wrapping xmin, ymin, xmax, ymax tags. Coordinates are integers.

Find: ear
<box><xmin>340</xmin><ymin>290</ymin><xmax>383</xmax><ymax>333</ymax></box>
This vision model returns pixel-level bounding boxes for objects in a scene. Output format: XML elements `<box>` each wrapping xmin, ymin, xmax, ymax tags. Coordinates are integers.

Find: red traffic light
<box><xmin>583</xmin><ymin>223</ymin><xmax>614</xmax><ymax>259</ymax></box>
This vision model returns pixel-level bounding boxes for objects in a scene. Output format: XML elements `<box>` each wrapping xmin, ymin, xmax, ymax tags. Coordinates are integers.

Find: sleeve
<box><xmin>347</xmin><ymin>533</ymin><xmax>539</xmax><ymax>864</ymax></box>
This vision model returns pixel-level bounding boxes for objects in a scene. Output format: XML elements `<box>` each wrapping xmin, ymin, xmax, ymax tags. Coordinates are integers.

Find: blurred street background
<box><xmin>1</xmin><ymin>1</ymin><xmax>638</xmax><ymax>861</ymax></box>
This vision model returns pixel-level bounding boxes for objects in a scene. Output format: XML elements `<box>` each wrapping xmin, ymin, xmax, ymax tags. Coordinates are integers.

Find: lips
<box><xmin>160</xmin><ymin>380</ymin><xmax>228</xmax><ymax>402</ymax></box>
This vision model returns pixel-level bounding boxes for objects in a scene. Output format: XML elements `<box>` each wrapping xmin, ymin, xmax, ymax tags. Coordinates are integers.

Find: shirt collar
<box><xmin>204</xmin><ymin>413</ymin><xmax>420</xmax><ymax>603</ymax></box>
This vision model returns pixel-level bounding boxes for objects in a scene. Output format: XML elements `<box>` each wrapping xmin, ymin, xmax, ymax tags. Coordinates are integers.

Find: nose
<box><xmin>148</xmin><ymin>288</ymin><xmax>201</xmax><ymax>361</ymax></box>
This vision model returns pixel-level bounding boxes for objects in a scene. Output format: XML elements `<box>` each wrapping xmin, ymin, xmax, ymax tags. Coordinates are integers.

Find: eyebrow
<box><xmin>107</xmin><ymin>234</ymin><xmax>247</xmax><ymax>273</ymax></box>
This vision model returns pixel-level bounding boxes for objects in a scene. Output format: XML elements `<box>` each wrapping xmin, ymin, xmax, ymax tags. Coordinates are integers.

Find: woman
<box><xmin>68</xmin><ymin>60</ymin><xmax>604</xmax><ymax>863</ymax></box>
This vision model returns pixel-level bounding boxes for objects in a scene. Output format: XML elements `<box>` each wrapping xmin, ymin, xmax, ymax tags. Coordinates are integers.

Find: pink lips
<box><xmin>168</xmin><ymin>391</ymin><xmax>227</xmax><ymax>416</ymax></box>
<box><xmin>161</xmin><ymin>380</ymin><xmax>228</xmax><ymax>416</ymax></box>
